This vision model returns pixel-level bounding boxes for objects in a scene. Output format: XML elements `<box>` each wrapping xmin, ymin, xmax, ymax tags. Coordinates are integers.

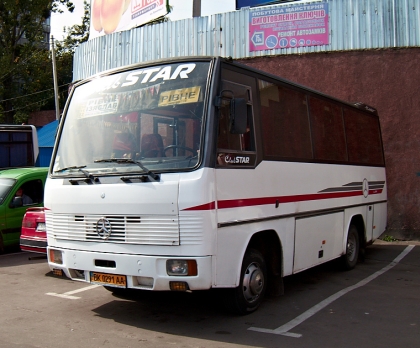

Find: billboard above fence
<box><xmin>249</xmin><ymin>1</ymin><xmax>329</xmax><ymax>51</ymax></box>
<box><xmin>90</xmin><ymin>0</ymin><xmax>169</xmax><ymax>39</ymax></box>
<box><xmin>237</xmin><ymin>0</ymin><xmax>301</xmax><ymax>10</ymax></box>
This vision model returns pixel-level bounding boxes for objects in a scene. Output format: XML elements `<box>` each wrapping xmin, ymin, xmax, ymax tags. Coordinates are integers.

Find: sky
<box><xmin>50</xmin><ymin>0</ymin><xmax>236</xmax><ymax>41</ymax></box>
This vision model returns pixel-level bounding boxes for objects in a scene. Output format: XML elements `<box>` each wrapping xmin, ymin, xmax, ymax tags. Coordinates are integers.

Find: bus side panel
<box><xmin>373</xmin><ymin>202</ymin><xmax>387</xmax><ymax>240</ymax></box>
<box><xmin>214</xmin><ymin>217</ymin><xmax>295</xmax><ymax>287</ymax></box>
<box><xmin>293</xmin><ymin>212</ymin><xmax>344</xmax><ymax>273</ymax></box>
<box><xmin>365</xmin><ymin>204</ymin><xmax>374</xmax><ymax>243</ymax></box>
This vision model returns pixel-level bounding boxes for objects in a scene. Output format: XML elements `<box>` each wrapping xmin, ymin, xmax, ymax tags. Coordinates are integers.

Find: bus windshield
<box><xmin>52</xmin><ymin>61</ymin><xmax>210</xmax><ymax>176</ymax></box>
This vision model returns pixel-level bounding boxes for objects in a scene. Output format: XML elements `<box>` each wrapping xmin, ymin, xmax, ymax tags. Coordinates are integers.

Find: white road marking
<box><xmin>46</xmin><ymin>284</ymin><xmax>100</xmax><ymax>300</ymax></box>
<box><xmin>249</xmin><ymin>245</ymin><xmax>415</xmax><ymax>338</ymax></box>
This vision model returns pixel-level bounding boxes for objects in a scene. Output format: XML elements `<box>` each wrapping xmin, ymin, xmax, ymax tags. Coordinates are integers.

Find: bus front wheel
<box><xmin>341</xmin><ymin>225</ymin><xmax>359</xmax><ymax>270</ymax></box>
<box><xmin>224</xmin><ymin>249</ymin><xmax>267</xmax><ymax>315</ymax></box>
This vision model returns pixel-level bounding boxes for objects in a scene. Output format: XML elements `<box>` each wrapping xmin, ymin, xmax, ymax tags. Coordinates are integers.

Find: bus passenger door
<box><xmin>215</xmin><ymin>74</ymin><xmax>258</xmax><ymax>225</ymax></box>
<box><xmin>214</xmin><ymin>70</ymin><xmax>258</xmax><ymax>287</ymax></box>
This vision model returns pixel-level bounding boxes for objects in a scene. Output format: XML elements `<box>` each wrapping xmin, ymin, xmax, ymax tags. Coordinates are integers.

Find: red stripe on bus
<box><xmin>217</xmin><ymin>191</ymin><xmax>363</xmax><ymax>209</ymax></box>
<box><xmin>183</xmin><ymin>201</ymin><xmax>216</xmax><ymax>211</ymax></box>
<box><xmin>182</xmin><ymin>189</ymin><xmax>383</xmax><ymax>211</ymax></box>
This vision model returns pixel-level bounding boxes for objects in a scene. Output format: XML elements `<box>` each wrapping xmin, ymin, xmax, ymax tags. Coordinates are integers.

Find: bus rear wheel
<box><xmin>224</xmin><ymin>249</ymin><xmax>267</xmax><ymax>315</ymax></box>
<box><xmin>341</xmin><ymin>225</ymin><xmax>359</xmax><ymax>270</ymax></box>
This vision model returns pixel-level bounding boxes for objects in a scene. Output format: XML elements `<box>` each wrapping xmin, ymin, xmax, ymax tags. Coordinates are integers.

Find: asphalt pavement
<box><xmin>0</xmin><ymin>240</ymin><xmax>419</xmax><ymax>348</ymax></box>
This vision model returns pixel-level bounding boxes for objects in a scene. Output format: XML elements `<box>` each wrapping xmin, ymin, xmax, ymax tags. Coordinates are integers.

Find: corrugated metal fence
<box><xmin>73</xmin><ymin>0</ymin><xmax>420</xmax><ymax>81</ymax></box>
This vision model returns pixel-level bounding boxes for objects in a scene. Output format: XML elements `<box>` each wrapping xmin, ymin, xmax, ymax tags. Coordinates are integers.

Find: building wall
<box><xmin>239</xmin><ymin>47</ymin><xmax>420</xmax><ymax>239</ymax></box>
<box><xmin>28</xmin><ymin>110</ymin><xmax>57</xmax><ymax>127</ymax></box>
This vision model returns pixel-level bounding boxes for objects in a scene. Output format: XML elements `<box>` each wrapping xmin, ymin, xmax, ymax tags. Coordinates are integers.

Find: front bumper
<box><xmin>47</xmin><ymin>247</ymin><xmax>212</xmax><ymax>291</ymax></box>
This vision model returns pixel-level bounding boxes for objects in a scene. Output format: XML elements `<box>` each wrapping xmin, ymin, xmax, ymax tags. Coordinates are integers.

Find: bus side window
<box><xmin>217</xmin><ymin>101</ymin><xmax>241</xmax><ymax>150</ymax></box>
<box><xmin>217</xmin><ymin>100</ymin><xmax>254</xmax><ymax>152</ymax></box>
<box><xmin>241</xmin><ymin>106</ymin><xmax>254</xmax><ymax>151</ymax></box>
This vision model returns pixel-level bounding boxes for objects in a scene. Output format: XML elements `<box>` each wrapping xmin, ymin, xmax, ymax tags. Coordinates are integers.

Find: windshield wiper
<box><xmin>94</xmin><ymin>158</ymin><xmax>159</xmax><ymax>181</ymax></box>
<box><xmin>54</xmin><ymin>165</ymin><xmax>87</xmax><ymax>173</ymax></box>
<box><xmin>54</xmin><ymin>165</ymin><xmax>97</xmax><ymax>181</ymax></box>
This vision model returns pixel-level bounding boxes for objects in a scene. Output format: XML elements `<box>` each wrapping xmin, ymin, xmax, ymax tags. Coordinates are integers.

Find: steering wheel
<box><xmin>164</xmin><ymin>145</ymin><xmax>195</xmax><ymax>156</ymax></box>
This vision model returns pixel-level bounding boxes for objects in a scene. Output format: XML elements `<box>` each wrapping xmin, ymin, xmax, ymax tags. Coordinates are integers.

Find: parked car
<box><xmin>20</xmin><ymin>207</ymin><xmax>47</xmax><ymax>254</ymax></box>
<box><xmin>0</xmin><ymin>167</ymin><xmax>48</xmax><ymax>253</ymax></box>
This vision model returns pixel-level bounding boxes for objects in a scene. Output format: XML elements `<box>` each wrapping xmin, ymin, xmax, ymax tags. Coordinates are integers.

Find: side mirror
<box><xmin>10</xmin><ymin>196</ymin><xmax>23</xmax><ymax>208</ymax></box>
<box><xmin>229</xmin><ymin>98</ymin><xmax>247</xmax><ymax>134</ymax></box>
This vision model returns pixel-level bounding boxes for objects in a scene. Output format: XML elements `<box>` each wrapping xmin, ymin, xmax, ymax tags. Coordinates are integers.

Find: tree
<box><xmin>53</xmin><ymin>1</ymin><xmax>90</xmax><ymax>109</ymax></box>
<box><xmin>0</xmin><ymin>0</ymin><xmax>75</xmax><ymax>124</ymax></box>
<box><xmin>57</xmin><ymin>1</ymin><xmax>90</xmax><ymax>54</ymax></box>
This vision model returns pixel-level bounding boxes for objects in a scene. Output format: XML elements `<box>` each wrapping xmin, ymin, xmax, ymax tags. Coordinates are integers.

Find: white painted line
<box><xmin>45</xmin><ymin>293</ymin><xmax>81</xmax><ymax>300</ymax></box>
<box><xmin>249</xmin><ymin>245</ymin><xmax>415</xmax><ymax>338</ymax></box>
<box><xmin>46</xmin><ymin>284</ymin><xmax>101</xmax><ymax>300</ymax></box>
<box><xmin>63</xmin><ymin>284</ymin><xmax>100</xmax><ymax>295</ymax></box>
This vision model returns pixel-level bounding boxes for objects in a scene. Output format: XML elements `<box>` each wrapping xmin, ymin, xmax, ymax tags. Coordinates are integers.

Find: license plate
<box><xmin>90</xmin><ymin>272</ymin><xmax>127</xmax><ymax>288</ymax></box>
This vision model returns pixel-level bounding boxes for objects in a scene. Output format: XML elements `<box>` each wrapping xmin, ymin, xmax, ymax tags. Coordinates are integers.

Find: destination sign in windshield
<box><xmin>158</xmin><ymin>86</ymin><xmax>201</xmax><ymax>106</ymax></box>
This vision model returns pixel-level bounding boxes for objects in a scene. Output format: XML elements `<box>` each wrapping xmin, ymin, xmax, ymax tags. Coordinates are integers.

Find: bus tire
<box><xmin>341</xmin><ymin>225</ymin><xmax>359</xmax><ymax>270</ymax></box>
<box><xmin>0</xmin><ymin>232</ymin><xmax>4</xmax><ymax>254</ymax></box>
<box><xmin>224</xmin><ymin>249</ymin><xmax>267</xmax><ymax>315</ymax></box>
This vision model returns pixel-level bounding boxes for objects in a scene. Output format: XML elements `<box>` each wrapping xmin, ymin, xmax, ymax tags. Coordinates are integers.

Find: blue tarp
<box><xmin>35</xmin><ymin>120</ymin><xmax>58</xmax><ymax>167</ymax></box>
<box><xmin>37</xmin><ymin>120</ymin><xmax>58</xmax><ymax>148</ymax></box>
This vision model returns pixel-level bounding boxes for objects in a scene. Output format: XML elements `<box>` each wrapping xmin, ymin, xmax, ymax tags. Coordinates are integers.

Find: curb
<box><xmin>373</xmin><ymin>239</ymin><xmax>420</xmax><ymax>246</ymax></box>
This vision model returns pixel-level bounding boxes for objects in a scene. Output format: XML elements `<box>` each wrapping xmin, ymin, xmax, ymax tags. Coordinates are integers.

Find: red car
<box><xmin>20</xmin><ymin>207</ymin><xmax>47</xmax><ymax>254</ymax></box>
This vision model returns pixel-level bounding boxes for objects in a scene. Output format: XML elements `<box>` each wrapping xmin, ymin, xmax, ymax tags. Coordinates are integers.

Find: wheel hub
<box><xmin>347</xmin><ymin>234</ymin><xmax>356</xmax><ymax>261</ymax></box>
<box><xmin>243</xmin><ymin>263</ymin><xmax>264</xmax><ymax>302</ymax></box>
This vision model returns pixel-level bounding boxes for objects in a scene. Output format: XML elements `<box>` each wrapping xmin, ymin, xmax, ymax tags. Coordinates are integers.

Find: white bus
<box><xmin>0</xmin><ymin>125</ymin><xmax>39</xmax><ymax>168</ymax></box>
<box><xmin>46</xmin><ymin>57</ymin><xmax>387</xmax><ymax>314</ymax></box>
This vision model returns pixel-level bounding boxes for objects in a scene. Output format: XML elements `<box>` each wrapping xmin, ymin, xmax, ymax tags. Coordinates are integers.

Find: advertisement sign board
<box><xmin>237</xmin><ymin>0</ymin><xmax>283</xmax><ymax>9</ymax></box>
<box><xmin>249</xmin><ymin>1</ymin><xmax>329</xmax><ymax>51</ymax></box>
<box><xmin>90</xmin><ymin>0</ymin><xmax>169</xmax><ymax>40</ymax></box>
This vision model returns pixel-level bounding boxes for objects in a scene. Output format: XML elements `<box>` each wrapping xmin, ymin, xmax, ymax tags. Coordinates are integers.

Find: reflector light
<box><xmin>169</xmin><ymin>281</ymin><xmax>189</xmax><ymax>291</ymax></box>
<box><xmin>53</xmin><ymin>269</ymin><xmax>63</xmax><ymax>277</ymax></box>
<box><xmin>22</xmin><ymin>220</ymin><xmax>36</xmax><ymax>228</ymax></box>
<box><xmin>186</xmin><ymin>260</ymin><xmax>198</xmax><ymax>276</ymax></box>
<box><xmin>49</xmin><ymin>249</ymin><xmax>63</xmax><ymax>264</ymax></box>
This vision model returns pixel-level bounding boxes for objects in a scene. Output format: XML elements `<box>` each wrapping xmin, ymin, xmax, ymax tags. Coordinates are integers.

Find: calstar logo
<box><xmin>88</xmin><ymin>63</ymin><xmax>197</xmax><ymax>96</ymax></box>
<box><xmin>224</xmin><ymin>155</ymin><xmax>250</xmax><ymax>164</ymax></box>
<box><xmin>121</xmin><ymin>64</ymin><xmax>196</xmax><ymax>87</ymax></box>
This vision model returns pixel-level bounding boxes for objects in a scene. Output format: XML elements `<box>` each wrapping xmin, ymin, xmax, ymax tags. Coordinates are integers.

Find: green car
<box><xmin>0</xmin><ymin>167</ymin><xmax>48</xmax><ymax>252</ymax></box>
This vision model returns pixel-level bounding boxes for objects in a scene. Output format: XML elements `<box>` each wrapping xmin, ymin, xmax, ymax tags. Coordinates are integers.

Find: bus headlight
<box><xmin>49</xmin><ymin>249</ymin><xmax>63</xmax><ymax>265</ymax></box>
<box><xmin>166</xmin><ymin>259</ymin><xmax>197</xmax><ymax>276</ymax></box>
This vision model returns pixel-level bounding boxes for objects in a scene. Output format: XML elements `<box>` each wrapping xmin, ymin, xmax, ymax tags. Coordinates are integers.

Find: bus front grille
<box><xmin>45</xmin><ymin>212</ymin><xmax>180</xmax><ymax>246</ymax></box>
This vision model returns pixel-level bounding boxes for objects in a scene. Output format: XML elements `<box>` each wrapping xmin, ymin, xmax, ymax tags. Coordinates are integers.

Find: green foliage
<box><xmin>54</xmin><ymin>1</ymin><xmax>90</xmax><ymax>107</ymax></box>
<box><xmin>381</xmin><ymin>235</ymin><xmax>398</xmax><ymax>242</ymax></box>
<box><xmin>56</xmin><ymin>1</ymin><xmax>90</xmax><ymax>54</ymax></box>
<box><xmin>0</xmin><ymin>104</ymin><xmax>4</xmax><ymax>123</ymax></box>
<box><xmin>13</xmin><ymin>110</ymin><xmax>30</xmax><ymax>125</ymax></box>
<box><xmin>0</xmin><ymin>0</ymin><xmax>88</xmax><ymax>124</ymax></box>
